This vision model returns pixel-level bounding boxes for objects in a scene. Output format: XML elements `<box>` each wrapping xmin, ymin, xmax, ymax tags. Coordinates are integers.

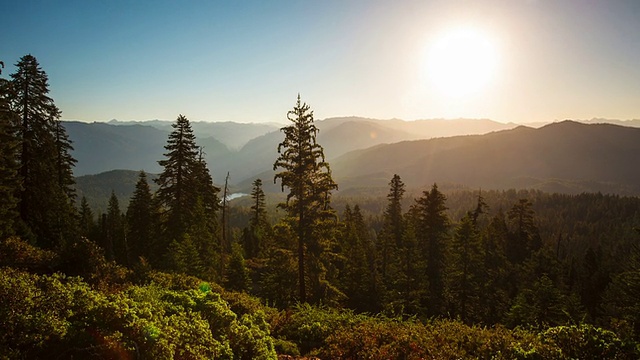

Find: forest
<box><xmin>1</xmin><ymin>55</ymin><xmax>640</xmax><ymax>359</ymax></box>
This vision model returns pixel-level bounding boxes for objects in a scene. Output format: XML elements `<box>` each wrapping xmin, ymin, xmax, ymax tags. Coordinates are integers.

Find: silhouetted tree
<box><xmin>9</xmin><ymin>54</ymin><xmax>77</xmax><ymax>247</ymax></box>
<box><xmin>105</xmin><ymin>191</ymin><xmax>126</xmax><ymax>264</ymax></box>
<box><xmin>273</xmin><ymin>95</ymin><xmax>338</xmax><ymax>303</ymax></box>
<box><xmin>378</xmin><ymin>174</ymin><xmax>405</xmax><ymax>286</ymax></box>
<box><xmin>126</xmin><ymin>171</ymin><xmax>155</xmax><ymax>263</ymax></box>
<box><xmin>413</xmin><ymin>183</ymin><xmax>450</xmax><ymax>317</ymax></box>
<box><xmin>243</xmin><ymin>178</ymin><xmax>269</xmax><ymax>258</ymax></box>
<box><xmin>78</xmin><ymin>196</ymin><xmax>94</xmax><ymax>239</ymax></box>
<box><xmin>507</xmin><ymin>199</ymin><xmax>541</xmax><ymax>264</ymax></box>
<box><xmin>155</xmin><ymin>114</ymin><xmax>220</xmax><ymax>275</ymax></box>
<box><xmin>478</xmin><ymin>210</ymin><xmax>510</xmax><ymax>324</ymax></box>
<box><xmin>156</xmin><ymin>115</ymin><xmax>200</xmax><ymax>241</ymax></box>
<box><xmin>339</xmin><ymin>204</ymin><xmax>380</xmax><ymax>312</ymax></box>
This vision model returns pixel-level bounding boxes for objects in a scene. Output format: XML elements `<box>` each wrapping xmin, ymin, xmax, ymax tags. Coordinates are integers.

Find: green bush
<box><xmin>272</xmin><ymin>304</ymin><xmax>367</xmax><ymax>355</ymax></box>
<box><xmin>540</xmin><ymin>324</ymin><xmax>639</xmax><ymax>359</ymax></box>
<box><xmin>0</xmin><ymin>268</ymin><xmax>277</xmax><ymax>359</ymax></box>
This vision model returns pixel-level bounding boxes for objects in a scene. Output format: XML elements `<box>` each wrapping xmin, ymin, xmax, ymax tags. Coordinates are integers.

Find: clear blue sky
<box><xmin>2</xmin><ymin>0</ymin><xmax>640</xmax><ymax>123</ymax></box>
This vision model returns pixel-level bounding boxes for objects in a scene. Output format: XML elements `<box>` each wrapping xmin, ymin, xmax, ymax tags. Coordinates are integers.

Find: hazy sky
<box><xmin>3</xmin><ymin>0</ymin><xmax>640</xmax><ymax>123</ymax></box>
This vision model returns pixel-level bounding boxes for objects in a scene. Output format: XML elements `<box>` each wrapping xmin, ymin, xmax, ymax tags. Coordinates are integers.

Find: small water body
<box><xmin>227</xmin><ymin>192</ymin><xmax>248</xmax><ymax>200</ymax></box>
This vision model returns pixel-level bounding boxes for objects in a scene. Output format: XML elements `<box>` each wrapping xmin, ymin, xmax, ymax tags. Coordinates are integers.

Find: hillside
<box><xmin>331</xmin><ymin>121</ymin><xmax>640</xmax><ymax>195</ymax></box>
<box><xmin>65</xmin><ymin>117</ymin><xmax>517</xmax><ymax>182</ymax></box>
<box><xmin>74</xmin><ymin>170</ymin><xmax>159</xmax><ymax>213</ymax></box>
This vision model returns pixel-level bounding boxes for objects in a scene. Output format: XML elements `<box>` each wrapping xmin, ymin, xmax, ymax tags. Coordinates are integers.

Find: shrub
<box><xmin>540</xmin><ymin>324</ymin><xmax>639</xmax><ymax>359</ymax></box>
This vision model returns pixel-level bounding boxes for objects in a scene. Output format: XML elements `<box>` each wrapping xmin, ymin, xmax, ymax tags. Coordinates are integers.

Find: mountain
<box><xmin>65</xmin><ymin>122</ymin><xmax>169</xmax><ymax>176</ymax></box>
<box><xmin>65</xmin><ymin>121</ymin><xmax>232</xmax><ymax>177</ymax></box>
<box><xmin>107</xmin><ymin>119</ymin><xmax>280</xmax><ymax>149</ymax></box>
<box><xmin>65</xmin><ymin>117</ymin><xmax>517</xmax><ymax>183</ymax></box>
<box><xmin>75</xmin><ymin>170</ymin><xmax>159</xmax><ymax>213</ymax></box>
<box><xmin>331</xmin><ymin>121</ymin><xmax>640</xmax><ymax>195</ymax></box>
<box><xmin>75</xmin><ymin>121</ymin><xmax>640</xmax><ymax>209</ymax></box>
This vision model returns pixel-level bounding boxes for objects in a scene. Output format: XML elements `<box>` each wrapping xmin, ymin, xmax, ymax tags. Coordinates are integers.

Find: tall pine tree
<box><xmin>378</xmin><ymin>174</ymin><xmax>406</xmax><ymax>303</ymax></box>
<box><xmin>9</xmin><ymin>54</ymin><xmax>77</xmax><ymax>247</ymax></box>
<box><xmin>413</xmin><ymin>183</ymin><xmax>450</xmax><ymax>317</ymax></box>
<box><xmin>243</xmin><ymin>178</ymin><xmax>269</xmax><ymax>259</ymax></box>
<box><xmin>155</xmin><ymin>114</ymin><xmax>220</xmax><ymax>276</ymax></box>
<box><xmin>126</xmin><ymin>171</ymin><xmax>156</xmax><ymax>264</ymax></box>
<box><xmin>273</xmin><ymin>95</ymin><xmax>338</xmax><ymax>303</ymax></box>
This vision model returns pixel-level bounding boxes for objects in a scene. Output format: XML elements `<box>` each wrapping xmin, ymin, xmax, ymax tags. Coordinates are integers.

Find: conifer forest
<box><xmin>2</xmin><ymin>55</ymin><xmax>640</xmax><ymax>359</ymax></box>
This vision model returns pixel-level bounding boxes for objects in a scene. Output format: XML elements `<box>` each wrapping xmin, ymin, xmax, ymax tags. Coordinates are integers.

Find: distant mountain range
<box><xmin>330</xmin><ymin>121</ymin><xmax>640</xmax><ymax>195</ymax></box>
<box><xmin>69</xmin><ymin>118</ymin><xmax>640</xmax><ymax>203</ymax></box>
<box><xmin>65</xmin><ymin>117</ymin><xmax>518</xmax><ymax>181</ymax></box>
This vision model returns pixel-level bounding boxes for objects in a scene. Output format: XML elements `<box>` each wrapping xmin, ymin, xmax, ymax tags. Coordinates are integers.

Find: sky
<box><xmin>2</xmin><ymin>0</ymin><xmax>640</xmax><ymax>124</ymax></box>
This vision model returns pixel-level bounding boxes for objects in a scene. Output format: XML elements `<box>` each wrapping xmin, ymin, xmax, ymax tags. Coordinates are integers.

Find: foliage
<box><xmin>273</xmin><ymin>95</ymin><xmax>338</xmax><ymax>303</ymax></box>
<box><xmin>155</xmin><ymin>114</ymin><xmax>221</xmax><ymax>276</ymax></box>
<box><xmin>8</xmin><ymin>54</ymin><xmax>77</xmax><ymax>247</ymax></box>
<box><xmin>0</xmin><ymin>267</ymin><xmax>277</xmax><ymax>360</ymax></box>
<box><xmin>540</xmin><ymin>324</ymin><xmax>638</xmax><ymax>360</ymax></box>
<box><xmin>0</xmin><ymin>73</ymin><xmax>20</xmax><ymax>239</ymax></box>
<box><xmin>0</xmin><ymin>236</ymin><xmax>58</xmax><ymax>272</ymax></box>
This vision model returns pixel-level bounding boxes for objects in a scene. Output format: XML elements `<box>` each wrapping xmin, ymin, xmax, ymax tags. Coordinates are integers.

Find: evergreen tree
<box><xmin>378</xmin><ymin>174</ymin><xmax>405</xmax><ymax>288</ymax></box>
<box><xmin>155</xmin><ymin>114</ymin><xmax>200</xmax><ymax>242</ymax></box>
<box><xmin>155</xmin><ymin>114</ymin><xmax>221</xmax><ymax>274</ymax></box>
<box><xmin>449</xmin><ymin>212</ymin><xmax>484</xmax><ymax>323</ymax></box>
<box><xmin>243</xmin><ymin>178</ymin><xmax>269</xmax><ymax>258</ymax></box>
<box><xmin>187</xmin><ymin>197</ymin><xmax>220</xmax><ymax>280</ymax></box>
<box><xmin>225</xmin><ymin>242</ymin><xmax>250</xmax><ymax>292</ymax></box>
<box><xmin>8</xmin><ymin>54</ymin><xmax>77</xmax><ymax>247</ymax></box>
<box><xmin>257</xmin><ymin>222</ymin><xmax>298</xmax><ymax>308</ymax></box>
<box><xmin>53</xmin><ymin>120</ymin><xmax>76</xmax><ymax>201</ymax></box>
<box><xmin>126</xmin><ymin>171</ymin><xmax>154</xmax><ymax>263</ymax></box>
<box><xmin>448</xmin><ymin>193</ymin><xmax>487</xmax><ymax>323</ymax></box>
<box><xmin>479</xmin><ymin>211</ymin><xmax>511</xmax><ymax>324</ymax></box>
<box><xmin>339</xmin><ymin>204</ymin><xmax>380</xmax><ymax>313</ymax></box>
<box><xmin>105</xmin><ymin>191</ymin><xmax>126</xmax><ymax>264</ymax></box>
<box><xmin>507</xmin><ymin>199</ymin><xmax>541</xmax><ymax>264</ymax></box>
<box><xmin>413</xmin><ymin>183</ymin><xmax>450</xmax><ymax>317</ymax></box>
<box><xmin>166</xmin><ymin>235</ymin><xmax>204</xmax><ymax>277</ymax></box>
<box><xmin>0</xmin><ymin>67</ymin><xmax>20</xmax><ymax>239</ymax></box>
<box><xmin>78</xmin><ymin>196</ymin><xmax>94</xmax><ymax>239</ymax></box>
<box><xmin>392</xmin><ymin>210</ymin><xmax>425</xmax><ymax>316</ymax></box>
<box><xmin>273</xmin><ymin>95</ymin><xmax>338</xmax><ymax>303</ymax></box>
<box><xmin>250</xmin><ymin>178</ymin><xmax>268</xmax><ymax>230</ymax></box>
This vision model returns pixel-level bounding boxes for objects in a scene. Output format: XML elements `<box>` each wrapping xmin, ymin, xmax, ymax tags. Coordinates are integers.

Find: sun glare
<box><xmin>425</xmin><ymin>27</ymin><xmax>499</xmax><ymax>98</ymax></box>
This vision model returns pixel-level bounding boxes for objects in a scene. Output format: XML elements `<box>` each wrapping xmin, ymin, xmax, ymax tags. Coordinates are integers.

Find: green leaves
<box><xmin>0</xmin><ymin>268</ymin><xmax>276</xmax><ymax>359</ymax></box>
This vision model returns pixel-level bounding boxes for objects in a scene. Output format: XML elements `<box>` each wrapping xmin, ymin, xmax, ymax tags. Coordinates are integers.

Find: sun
<box><xmin>425</xmin><ymin>27</ymin><xmax>499</xmax><ymax>98</ymax></box>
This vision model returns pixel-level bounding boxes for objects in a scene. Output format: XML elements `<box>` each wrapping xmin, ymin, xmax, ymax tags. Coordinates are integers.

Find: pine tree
<box><xmin>8</xmin><ymin>54</ymin><xmax>77</xmax><ymax>247</ymax></box>
<box><xmin>449</xmin><ymin>212</ymin><xmax>484</xmax><ymax>323</ymax></box>
<box><xmin>378</xmin><ymin>174</ymin><xmax>405</xmax><ymax>280</ymax></box>
<box><xmin>413</xmin><ymin>183</ymin><xmax>450</xmax><ymax>317</ymax></box>
<box><xmin>339</xmin><ymin>204</ymin><xmax>380</xmax><ymax>312</ymax></box>
<box><xmin>155</xmin><ymin>115</ymin><xmax>220</xmax><ymax>275</ymax></box>
<box><xmin>250</xmin><ymin>178</ymin><xmax>268</xmax><ymax>230</ymax></box>
<box><xmin>0</xmin><ymin>67</ymin><xmax>20</xmax><ymax>239</ymax></box>
<box><xmin>126</xmin><ymin>171</ymin><xmax>154</xmax><ymax>263</ymax></box>
<box><xmin>243</xmin><ymin>178</ymin><xmax>269</xmax><ymax>259</ymax></box>
<box><xmin>479</xmin><ymin>211</ymin><xmax>511</xmax><ymax>324</ymax></box>
<box><xmin>155</xmin><ymin>114</ymin><xmax>200</xmax><ymax>242</ymax></box>
<box><xmin>78</xmin><ymin>196</ymin><xmax>94</xmax><ymax>239</ymax></box>
<box><xmin>507</xmin><ymin>199</ymin><xmax>541</xmax><ymax>264</ymax></box>
<box><xmin>273</xmin><ymin>95</ymin><xmax>338</xmax><ymax>303</ymax></box>
<box><xmin>105</xmin><ymin>191</ymin><xmax>126</xmax><ymax>264</ymax></box>
<box><xmin>257</xmin><ymin>222</ymin><xmax>298</xmax><ymax>308</ymax></box>
<box><xmin>224</xmin><ymin>242</ymin><xmax>250</xmax><ymax>292</ymax></box>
